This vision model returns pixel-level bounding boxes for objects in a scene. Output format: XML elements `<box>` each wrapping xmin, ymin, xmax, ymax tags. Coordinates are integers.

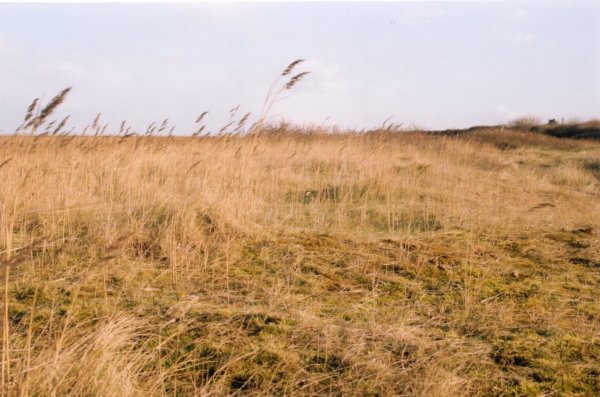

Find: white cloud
<box><xmin>41</xmin><ymin>61</ymin><xmax>88</xmax><ymax>82</ymax></box>
<box><xmin>392</xmin><ymin>5</ymin><xmax>446</xmax><ymax>26</ymax></box>
<box><xmin>490</xmin><ymin>8</ymin><xmax>538</xmax><ymax>46</ymax></box>
<box><xmin>495</xmin><ymin>105</ymin><xmax>518</xmax><ymax>121</ymax></box>
<box><xmin>168</xmin><ymin>2</ymin><xmax>259</xmax><ymax>20</ymax></box>
<box><xmin>404</xmin><ymin>5</ymin><xmax>445</xmax><ymax>24</ymax></box>
<box><xmin>299</xmin><ymin>59</ymin><xmax>348</xmax><ymax>94</ymax></box>
<box><xmin>508</xmin><ymin>32</ymin><xmax>537</xmax><ymax>44</ymax></box>
<box><xmin>511</xmin><ymin>10</ymin><xmax>530</xmax><ymax>21</ymax></box>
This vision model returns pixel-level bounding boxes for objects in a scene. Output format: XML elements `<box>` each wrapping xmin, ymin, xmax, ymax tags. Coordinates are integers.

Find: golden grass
<box><xmin>0</xmin><ymin>129</ymin><xmax>599</xmax><ymax>396</ymax></box>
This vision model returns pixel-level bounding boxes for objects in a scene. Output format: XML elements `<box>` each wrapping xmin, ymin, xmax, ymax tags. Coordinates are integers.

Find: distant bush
<box><xmin>509</xmin><ymin>116</ymin><xmax>541</xmax><ymax>129</ymax></box>
<box><xmin>531</xmin><ymin>121</ymin><xmax>600</xmax><ymax>140</ymax></box>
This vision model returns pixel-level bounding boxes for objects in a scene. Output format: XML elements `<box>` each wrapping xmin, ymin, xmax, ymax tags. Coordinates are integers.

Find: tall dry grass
<box><xmin>0</xmin><ymin>127</ymin><xmax>598</xmax><ymax>395</ymax></box>
<box><xmin>2</xmin><ymin>72</ymin><xmax>600</xmax><ymax>395</ymax></box>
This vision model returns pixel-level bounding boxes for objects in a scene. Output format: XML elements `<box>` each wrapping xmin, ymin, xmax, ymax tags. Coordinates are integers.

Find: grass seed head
<box><xmin>196</xmin><ymin>112</ymin><xmax>209</xmax><ymax>124</ymax></box>
<box><xmin>282</xmin><ymin>59</ymin><xmax>305</xmax><ymax>76</ymax></box>
<box><xmin>28</xmin><ymin>87</ymin><xmax>71</xmax><ymax>129</ymax></box>
<box><xmin>285</xmin><ymin>72</ymin><xmax>310</xmax><ymax>90</ymax></box>
<box><xmin>92</xmin><ymin>113</ymin><xmax>101</xmax><ymax>130</ymax></box>
<box><xmin>53</xmin><ymin>116</ymin><xmax>70</xmax><ymax>135</ymax></box>
<box><xmin>24</xmin><ymin>98</ymin><xmax>39</xmax><ymax>122</ymax></box>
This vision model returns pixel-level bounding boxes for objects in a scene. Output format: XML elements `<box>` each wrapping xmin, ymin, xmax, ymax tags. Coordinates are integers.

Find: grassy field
<box><xmin>0</xmin><ymin>128</ymin><xmax>599</xmax><ymax>396</ymax></box>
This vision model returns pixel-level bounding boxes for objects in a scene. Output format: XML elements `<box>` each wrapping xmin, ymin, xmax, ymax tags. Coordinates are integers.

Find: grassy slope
<box><xmin>1</xmin><ymin>129</ymin><xmax>599</xmax><ymax>396</ymax></box>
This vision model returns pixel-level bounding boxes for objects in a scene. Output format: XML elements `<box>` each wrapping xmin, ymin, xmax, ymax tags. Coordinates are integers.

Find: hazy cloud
<box><xmin>169</xmin><ymin>2</ymin><xmax>259</xmax><ymax>20</ymax></box>
<box><xmin>509</xmin><ymin>32</ymin><xmax>537</xmax><ymax>44</ymax></box>
<box><xmin>1</xmin><ymin>2</ymin><xmax>598</xmax><ymax>133</ymax></box>
<box><xmin>495</xmin><ymin>105</ymin><xmax>518</xmax><ymax>121</ymax></box>
<box><xmin>393</xmin><ymin>5</ymin><xmax>446</xmax><ymax>26</ymax></box>
<box><xmin>300</xmin><ymin>59</ymin><xmax>348</xmax><ymax>94</ymax></box>
<box><xmin>511</xmin><ymin>10</ymin><xmax>530</xmax><ymax>21</ymax></box>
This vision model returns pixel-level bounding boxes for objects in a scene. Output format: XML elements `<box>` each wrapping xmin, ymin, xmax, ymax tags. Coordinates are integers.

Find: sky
<box><xmin>1</xmin><ymin>1</ymin><xmax>599</xmax><ymax>134</ymax></box>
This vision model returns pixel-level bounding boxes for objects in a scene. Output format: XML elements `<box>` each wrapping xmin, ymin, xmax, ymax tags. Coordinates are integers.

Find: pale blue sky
<box><xmin>1</xmin><ymin>1</ymin><xmax>599</xmax><ymax>133</ymax></box>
